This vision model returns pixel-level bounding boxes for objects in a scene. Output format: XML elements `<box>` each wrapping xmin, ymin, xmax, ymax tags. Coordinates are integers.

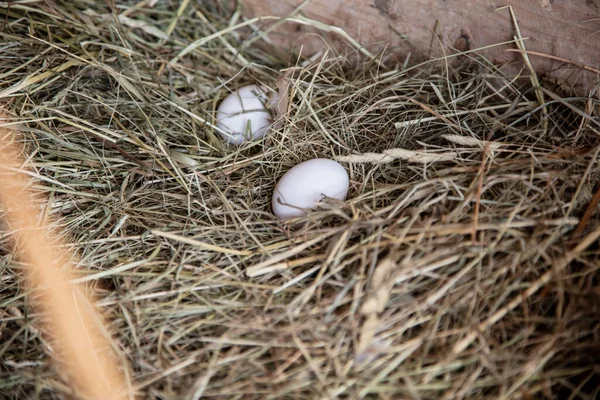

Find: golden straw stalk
<box><xmin>0</xmin><ymin>116</ymin><xmax>132</xmax><ymax>400</ymax></box>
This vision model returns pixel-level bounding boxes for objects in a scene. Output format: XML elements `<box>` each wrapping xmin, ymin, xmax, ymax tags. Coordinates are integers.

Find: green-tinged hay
<box><xmin>1</xmin><ymin>1</ymin><xmax>600</xmax><ymax>399</ymax></box>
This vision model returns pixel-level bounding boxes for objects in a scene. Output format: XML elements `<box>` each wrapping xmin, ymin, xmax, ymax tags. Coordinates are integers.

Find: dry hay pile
<box><xmin>1</xmin><ymin>1</ymin><xmax>600</xmax><ymax>399</ymax></box>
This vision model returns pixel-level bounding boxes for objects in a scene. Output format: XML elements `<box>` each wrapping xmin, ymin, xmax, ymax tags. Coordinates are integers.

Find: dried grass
<box><xmin>1</xmin><ymin>1</ymin><xmax>600</xmax><ymax>399</ymax></box>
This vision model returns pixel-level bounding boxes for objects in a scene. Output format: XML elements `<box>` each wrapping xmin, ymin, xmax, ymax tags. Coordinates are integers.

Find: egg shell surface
<box><xmin>272</xmin><ymin>158</ymin><xmax>349</xmax><ymax>219</ymax></box>
<box><xmin>216</xmin><ymin>84</ymin><xmax>271</xmax><ymax>145</ymax></box>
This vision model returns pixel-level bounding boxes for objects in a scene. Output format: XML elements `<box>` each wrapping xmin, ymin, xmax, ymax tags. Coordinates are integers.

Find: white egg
<box><xmin>272</xmin><ymin>158</ymin><xmax>350</xmax><ymax>219</ymax></box>
<box><xmin>215</xmin><ymin>84</ymin><xmax>272</xmax><ymax>145</ymax></box>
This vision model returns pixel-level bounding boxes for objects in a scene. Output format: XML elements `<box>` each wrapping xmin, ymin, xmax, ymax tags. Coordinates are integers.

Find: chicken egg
<box><xmin>215</xmin><ymin>84</ymin><xmax>272</xmax><ymax>145</ymax></box>
<box><xmin>272</xmin><ymin>158</ymin><xmax>349</xmax><ymax>219</ymax></box>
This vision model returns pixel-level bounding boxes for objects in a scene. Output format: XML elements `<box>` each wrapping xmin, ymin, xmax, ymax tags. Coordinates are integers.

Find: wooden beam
<box><xmin>240</xmin><ymin>0</ymin><xmax>600</xmax><ymax>93</ymax></box>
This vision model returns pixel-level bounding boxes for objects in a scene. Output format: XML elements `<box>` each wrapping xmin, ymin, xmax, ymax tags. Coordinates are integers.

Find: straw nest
<box><xmin>1</xmin><ymin>1</ymin><xmax>600</xmax><ymax>399</ymax></box>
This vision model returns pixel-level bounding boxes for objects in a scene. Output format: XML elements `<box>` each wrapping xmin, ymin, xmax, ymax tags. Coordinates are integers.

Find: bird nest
<box><xmin>0</xmin><ymin>1</ymin><xmax>599</xmax><ymax>399</ymax></box>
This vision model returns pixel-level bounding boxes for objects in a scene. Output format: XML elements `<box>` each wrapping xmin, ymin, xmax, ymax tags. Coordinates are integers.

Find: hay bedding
<box><xmin>1</xmin><ymin>1</ymin><xmax>600</xmax><ymax>399</ymax></box>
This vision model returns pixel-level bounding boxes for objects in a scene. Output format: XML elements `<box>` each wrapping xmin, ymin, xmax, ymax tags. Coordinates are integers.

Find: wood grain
<box><xmin>241</xmin><ymin>0</ymin><xmax>600</xmax><ymax>92</ymax></box>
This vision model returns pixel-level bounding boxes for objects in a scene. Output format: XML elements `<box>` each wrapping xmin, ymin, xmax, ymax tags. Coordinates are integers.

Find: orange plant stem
<box><xmin>0</xmin><ymin>122</ymin><xmax>132</xmax><ymax>400</ymax></box>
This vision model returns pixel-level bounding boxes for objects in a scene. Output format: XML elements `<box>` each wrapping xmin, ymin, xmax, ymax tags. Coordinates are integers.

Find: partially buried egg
<box><xmin>272</xmin><ymin>158</ymin><xmax>350</xmax><ymax>219</ymax></box>
<box><xmin>215</xmin><ymin>84</ymin><xmax>272</xmax><ymax>145</ymax></box>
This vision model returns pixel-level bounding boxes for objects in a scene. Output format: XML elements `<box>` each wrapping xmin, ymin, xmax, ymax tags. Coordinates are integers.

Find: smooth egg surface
<box><xmin>272</xmin><ymin>158</ymin><xmax>349</xmax><ymax>219</ymax></box>
<box><xmin>216</xmin><ymin>84</ymin><xmax>271</xmax><ymax>145</ymax></box>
